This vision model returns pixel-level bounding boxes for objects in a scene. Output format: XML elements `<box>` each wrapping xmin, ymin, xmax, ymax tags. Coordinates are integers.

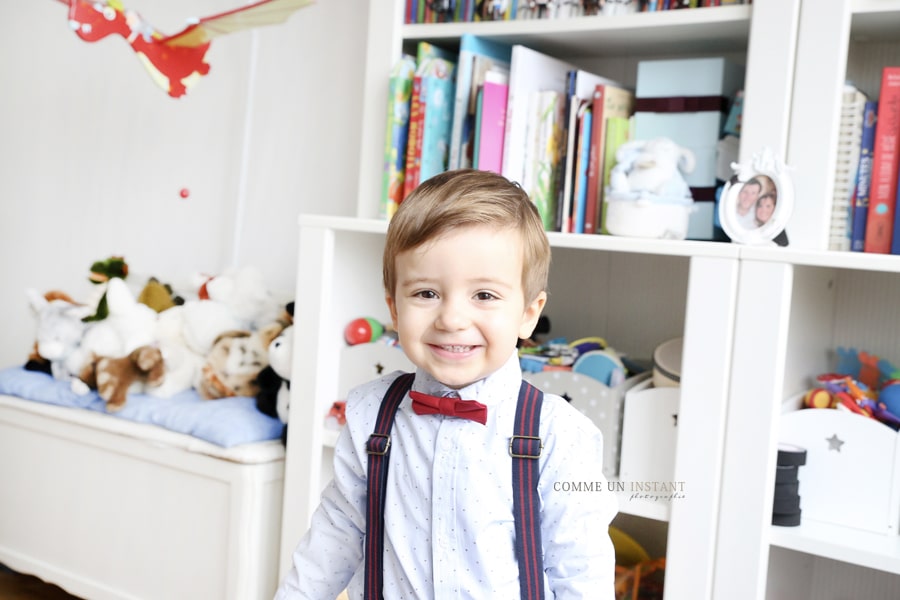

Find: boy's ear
<box><xmin>518</xmin><ymin>291</ymin><xmax>547</xmax><ymax>340</ymax></box>
<box><xmin>385</xmin><ymin>295</ymin><xmax>399</xmax><ymax>331</ymax></box>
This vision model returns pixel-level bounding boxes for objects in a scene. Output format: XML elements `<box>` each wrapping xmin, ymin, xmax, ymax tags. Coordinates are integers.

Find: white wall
<box><xmin>0</xmin><ymin>0</ymin><xmax>366</xmax><ymax>368</ymax></box>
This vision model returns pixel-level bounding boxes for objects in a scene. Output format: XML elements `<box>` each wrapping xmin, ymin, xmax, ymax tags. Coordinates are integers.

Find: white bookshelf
<box><xmin>273</xmin><ymin>1</ymin><xmax>900</xmax><ymax>598</ymax></box>
<box><xmin>710</xmin><ymin>1</ymin><xmax>900</xmax><ymax>598</ymax></box>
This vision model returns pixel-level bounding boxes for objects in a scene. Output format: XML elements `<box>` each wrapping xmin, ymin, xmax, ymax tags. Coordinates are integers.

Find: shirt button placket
<box><xmin>432</xmin><ymin>421</ymin><xmax>460</xmax><ymax>597</ymax></box>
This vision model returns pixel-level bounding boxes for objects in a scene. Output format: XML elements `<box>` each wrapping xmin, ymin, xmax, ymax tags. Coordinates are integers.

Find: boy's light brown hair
<box><xmin>383</xmin><ymin>169</ymin><xmax>551</xmax><ymax>304</ymax></box>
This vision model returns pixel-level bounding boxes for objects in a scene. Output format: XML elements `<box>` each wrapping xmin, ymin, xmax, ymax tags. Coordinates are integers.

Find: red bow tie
<box><xmin>409</xmin><ymin>390</ymin><xmax>488</xmax><ymax>425</ymax></box>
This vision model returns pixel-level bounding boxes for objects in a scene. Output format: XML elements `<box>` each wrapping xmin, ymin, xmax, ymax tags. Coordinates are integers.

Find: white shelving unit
<box><xmin>276</xmin><ymin>1</ymin><xmax>800</xmax><ymax>595</ymax></box>
<box><xmin>274</xmin><ymin>1</ymin><xmax>900</xmax><ymax>598</ymax></box>
<box><xmin>717</xmin><ymin>254</ymin><xmax>900</xmax><ymax>599</ymax></box>
<box><xmin>712</xmin><ymin>1</ymin><xmax>900</xmax><ymax>598</ymax></box>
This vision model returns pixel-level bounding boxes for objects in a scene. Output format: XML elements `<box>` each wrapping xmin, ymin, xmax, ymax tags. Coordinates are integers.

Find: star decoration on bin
<box><xmin>826</xmin><ymin>433</ymin><xmax>844</xmax><ymax>452</ymax></box>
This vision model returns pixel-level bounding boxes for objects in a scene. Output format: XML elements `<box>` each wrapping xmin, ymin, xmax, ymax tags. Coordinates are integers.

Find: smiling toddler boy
<box><xmin>276</xmin><ymin>169</ymin><xmax>617</xmax><ymax>599</ymax></box>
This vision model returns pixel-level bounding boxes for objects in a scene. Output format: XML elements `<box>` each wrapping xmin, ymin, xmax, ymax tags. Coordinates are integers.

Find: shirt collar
<box><xmin>412</xmin><ymin>351</ymin><xmax>522</xmax><ymax>408</ymax></box>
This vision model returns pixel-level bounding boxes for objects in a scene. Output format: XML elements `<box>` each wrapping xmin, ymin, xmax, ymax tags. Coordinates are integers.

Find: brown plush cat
<box><xmin>197</xmin><ymin>329</ymin><xmax>273</xmax><ymax>400</ymax></box>
<box><xmin>80</xmin><ymin>345</ymin><xmax>166</xmax><ymax>411</ymax></box>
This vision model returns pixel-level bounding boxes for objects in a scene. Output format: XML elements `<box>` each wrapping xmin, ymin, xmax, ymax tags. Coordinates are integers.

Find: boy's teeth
<box><xmin>442</xmin><ymin>345</ymin><xmax>472</xmax><ymax>352</ymax></box>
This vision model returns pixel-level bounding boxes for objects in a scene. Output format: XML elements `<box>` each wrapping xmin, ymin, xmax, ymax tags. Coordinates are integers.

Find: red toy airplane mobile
<box><xmin>57</xmin><ymin>0</ymin><xmax>315</xmax><ymax>98</ymax></box>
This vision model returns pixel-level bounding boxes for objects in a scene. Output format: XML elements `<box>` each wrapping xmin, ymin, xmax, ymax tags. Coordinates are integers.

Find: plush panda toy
<box><xmin>255</xmin><ymin>324</ymin><xmax>293</xmax><ymax>444</ymax></box>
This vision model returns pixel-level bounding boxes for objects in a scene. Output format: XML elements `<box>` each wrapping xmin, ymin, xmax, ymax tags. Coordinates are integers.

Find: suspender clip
<box><xmin>509</xmin><ymin>435</ymin><xmax>543</xmax><ymax>459</ymax></box>
<box><xmin>366</xmin><ymin>433</ymin><xmax>391</xmax><ymax>456</ymax></box>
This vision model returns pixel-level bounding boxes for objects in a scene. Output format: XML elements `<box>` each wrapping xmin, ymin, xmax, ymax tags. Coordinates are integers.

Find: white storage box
<box><xmin>524</xmin><ymin>370</ymin><xmax>650</xmax><ymax>478</ymax></box>
<box><xmin>618</xmin><ymin>377</ymin><xmax>680</xmax><ymax>483</ymax></box>
<box><xmin>780</xmin><ymin>406</ymin><xmax>900</xmax><ymax>535</ymax></box>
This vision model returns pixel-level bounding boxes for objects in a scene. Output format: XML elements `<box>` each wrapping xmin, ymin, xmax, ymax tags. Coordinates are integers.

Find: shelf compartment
<box><xmin>401</xmin><ymin>5</ymin><xmax>752</xmax><ymax>58</ymax></box>
<box><xmin>852</xmin><ymin>0</ymin><xmax>900</xmax><ymax>42</ymax></box>
<box><xmin>770</xmin><ymin>519</ymin><xmax>900</xmax><ymax>575</ymax></box>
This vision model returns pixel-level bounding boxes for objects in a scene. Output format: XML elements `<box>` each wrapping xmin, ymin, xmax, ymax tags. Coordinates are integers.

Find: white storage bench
<box><xmin>0</xmin><ymin>367</ymin><xmax>286</xmax><ymax>600</ymax></box>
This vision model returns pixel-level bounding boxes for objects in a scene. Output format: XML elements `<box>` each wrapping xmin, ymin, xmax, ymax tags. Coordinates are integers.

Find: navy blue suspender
<box><xmin>510</xmin><ymin>380</ymin><xmax>546</xmax><ymax>600</ymax></box>
<box><xmin>363</xmin><ymin>373</ymin><xmax>414</xmax><ymax>600</ymax></box>
<box><xmin>364</xmin><ymin>375</ymin><xmax>545</xmax><ymax>600</ymax></box>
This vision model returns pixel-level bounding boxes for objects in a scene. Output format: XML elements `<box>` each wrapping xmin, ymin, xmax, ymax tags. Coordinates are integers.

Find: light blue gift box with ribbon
<box><xmin>633</xmin><ymin>57</ymin><xmax>745</xmax><ymax>239</ymax></box>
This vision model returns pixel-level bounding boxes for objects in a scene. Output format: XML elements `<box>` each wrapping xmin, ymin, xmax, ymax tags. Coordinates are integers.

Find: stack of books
<box><xmin>829</xmin><ymin>66</ymin><xmax>900</xmax><ymax>254</ymax></box>
<box><xmin>378</xmin><ymin>36</ymin><xmax>637</xmax><ymax>234</ymax></box>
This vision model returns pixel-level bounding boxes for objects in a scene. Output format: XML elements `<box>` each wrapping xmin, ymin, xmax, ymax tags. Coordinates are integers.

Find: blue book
<box><xmin>573</xmin><ymin>106</ymin><xmax>593</xmax><ymax>233</ymax></box>
<box><xmin>448</xmin><ymin>34</ymin><xmax>512</xmax><ymax>169</ymax></box>
<box><xmin>418</xmin><ymin>57</ymin><xmax>457</xmax><ymax>182</ymax></box>
<box><xmin>852</xmin><ymin>100</ymin><xmax>878</xmax><ymax>252</ymax></box>
<box><xmin>892</xmin><ymin>158</ymin><xmax>900</xmax><ymax>254</ymax></box>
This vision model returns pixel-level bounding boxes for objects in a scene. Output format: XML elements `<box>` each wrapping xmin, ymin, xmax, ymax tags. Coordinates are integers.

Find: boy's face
<box><xmin>756</xmin><ymin>195</ymin><xmax>775</xmax><ymax>224</ymax></box>
<box><xmin>386</xmin><ymin>225</ymin><xmax>546</xmax><ymax>389</ymax></box>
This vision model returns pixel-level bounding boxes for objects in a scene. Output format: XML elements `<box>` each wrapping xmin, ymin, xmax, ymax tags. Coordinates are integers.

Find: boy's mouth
<box><xmin>436</xmin><ymin>344</ymin><xmax>475</xmax><ymax>353</ymax></box>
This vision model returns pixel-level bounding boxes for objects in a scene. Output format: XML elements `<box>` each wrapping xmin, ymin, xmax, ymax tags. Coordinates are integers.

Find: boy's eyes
<box><xmin>410</xmin><ymin>290</ymin><xmax>498</xmax><ymax>301</ymax></box>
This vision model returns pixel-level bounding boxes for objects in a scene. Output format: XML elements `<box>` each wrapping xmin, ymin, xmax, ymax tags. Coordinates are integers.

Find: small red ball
<box><xmin>344</xmin><ymin>317</ymin><xmax>384</xmax><ymax>345</ymax></box>
<box><xmin>179</xmin><ymin>188</ymin><xmax>190</xmax><ymax>199</ymax></box>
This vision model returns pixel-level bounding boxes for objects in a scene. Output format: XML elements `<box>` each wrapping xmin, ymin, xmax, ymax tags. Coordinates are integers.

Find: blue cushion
<box><xmin>0</xmin><ymin>366</ymin><xmax>283</xmax><ymax>448</ymax></box>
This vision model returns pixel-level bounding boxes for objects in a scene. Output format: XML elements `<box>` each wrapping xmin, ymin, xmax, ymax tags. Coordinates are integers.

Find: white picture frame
<box><xmin>718</xmin><ymin>147</ymin><xmax>794</xmax><ymax>246</ymax></box>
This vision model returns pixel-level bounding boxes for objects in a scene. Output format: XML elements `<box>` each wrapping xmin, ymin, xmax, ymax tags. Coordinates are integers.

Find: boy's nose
<box><xmin>435</xmin><ymin>299</ymin><xmax>469</xmax><ymax>331</ymax></box>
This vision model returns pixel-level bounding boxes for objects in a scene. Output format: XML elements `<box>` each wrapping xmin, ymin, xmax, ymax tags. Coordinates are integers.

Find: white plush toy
<box><xmin>605</xmin><ymin>137</ymin><xmax>698</xmax><ymax>240</ymax></box>
<box><xmin>61</xmin><ymin>278</ymin><xmax>159</xmax><ymax>394</ymax></box>
<box><xmin>26</xmin><ymin>290</ymin><xmax>94</xmax><ymax>392</ymax></box>
<box><xmin>199</xmin><ymin>266</ymin><xmax>284</xmax><ymax>332</ymax></box>
<box><xmin>609</xmin><ymin>137</ymin><xmax>696</xmax><ymax>199</ymax></box>
<box><xmin>149</xmin><ymin>267</ymin><xmax>283</xmax><ymax>398</ymax></box>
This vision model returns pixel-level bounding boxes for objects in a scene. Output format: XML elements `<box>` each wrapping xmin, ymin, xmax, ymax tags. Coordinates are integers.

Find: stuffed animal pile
<box><xmin>25</xmin><ymin>257</ymin><xmax>294</xmax><ymax>416</ymax></box>
<box><xmin>255</xmin><ymin>302</ymin><xmax>294</xmax><ymax>444</ymax></box>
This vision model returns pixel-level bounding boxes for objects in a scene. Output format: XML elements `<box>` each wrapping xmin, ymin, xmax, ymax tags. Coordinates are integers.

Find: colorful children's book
<box><xmin>404</xmin><ymin>75</ymin><xmax>425</xmax><ymax>199</ymax></box>
<box><xmin>851</xmin><ymin>100</ymin><xmax>878</xmax><ymax>251</ymax></box>
<box><xmin>448</xmin><ymin>34</ymin><xmax>511</xmax><ymax>170</ymax></box>
<box><xmin>417</xmin><ymin>57</ymin><xmax>457</xmax><ymax>184</ymax></box>
<box><xmin>403</xmin><ymin>44</ymin><xmax>457</xmax><ymax>197</ymax></box>
<box><xmin>558</xmin><ymin>98</ymin><xmax>580</xmax><ymax>232</ymax></box>
<box><xmin>380</xmin><ymin>54</ymin><xmax>416</xmax><ymax>219</ymax></box>
<box><xmin>416</xmin><ymin>40</ymin><xmax>454</xmax><ymax>65</ymax></box>
<box><xmin>475</xmin><ymin>70</ymin><xmax>509</xmax><ymax>175</ymax></box>
<box><xmin>559</xmin><ymin>69</ymin><xmax>627</xmax><ymax>234</ymax></box>
<box><xmin>572</xmin><ymin>104</ymin><xmax>593</xmax><ymax>234</ymax></box>
<box><xmin>600</xmin><ymin>116</ymin><xmax>633</xmax><ymax>233</ymax></box>
<box><xmin>585</xmin><ymin>83</ymin><xmax>635</xmax><ymax>234</ymax></box>
<box><xmin>502</xmin><ymin>45</ymin><xmax>573</xmax><ymax>190</ymax></box>
<box><xmin>522</xmin><ymin>89</ymin><xmax>566</xmax><ymax>230</ymax></box>
<box><xmin>864</xmin><ymin>66</ymin><xmax>900</xmax><ymax>253</ymax></box>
